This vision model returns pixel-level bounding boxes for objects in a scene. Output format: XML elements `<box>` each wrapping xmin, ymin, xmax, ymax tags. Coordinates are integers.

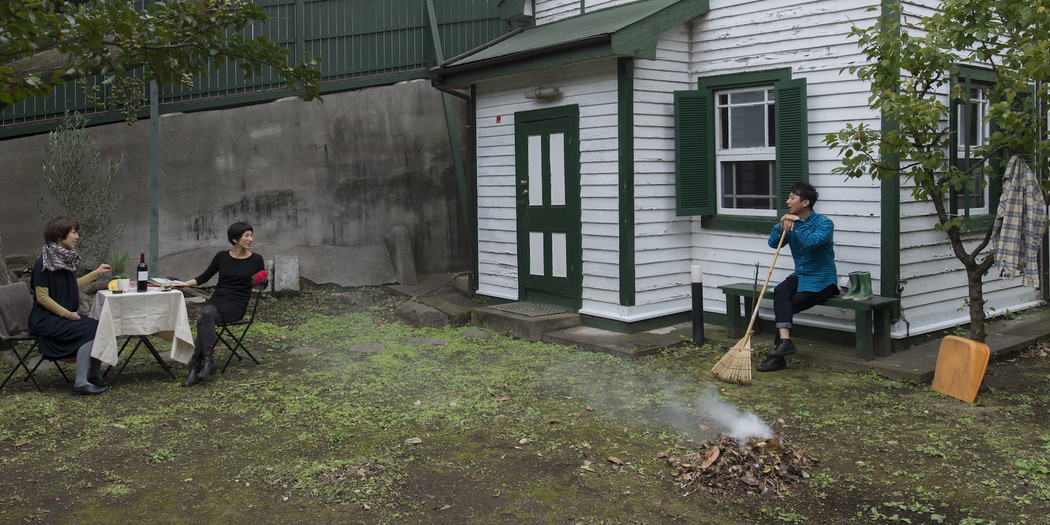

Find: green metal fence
<box><xmin>0</xmin><ymin>0</ymin><xmax>502</xmax><ymax>136</ymax></box>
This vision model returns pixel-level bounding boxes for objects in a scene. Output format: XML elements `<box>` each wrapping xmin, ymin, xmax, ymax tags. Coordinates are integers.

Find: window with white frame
<box><xmin>954</xmin><ymin>83</ymin><xmax>991</xmax><ymax>215</ymax></box>
<box><xmin>716</xmin><ymin>87</ymin><xmax>777</xmax><ymax>215</ymax></box>
<box><xmin>673</xmin><ymin>69</ymin><xmax>808</xmax><ymax>230</ymax></box>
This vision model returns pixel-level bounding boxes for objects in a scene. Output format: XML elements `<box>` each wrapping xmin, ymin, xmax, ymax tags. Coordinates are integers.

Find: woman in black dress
<box><xmin>181</xmin><ymin>222</ymin><xmax>265</xmax><ymax>387</ymax></box>
<box><xmin>28</xmin><ymin>217</ymin><xmax>113</xmax><ymax>395</ymax></box>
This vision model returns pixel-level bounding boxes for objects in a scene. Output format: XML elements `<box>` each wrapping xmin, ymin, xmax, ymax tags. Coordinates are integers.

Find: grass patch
<box><xmin>0</xmin><ymin>287</ymin><xmax>1048</xmax><ymax>523</ymax></box>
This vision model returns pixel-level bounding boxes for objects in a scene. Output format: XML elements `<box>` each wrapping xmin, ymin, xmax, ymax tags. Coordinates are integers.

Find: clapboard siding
<box><xmin>474</xmin><ymin>59</ymin><xmax>622</xmax><ymax>302</ymax></box>
<box><xmin>533</xmin><ymin>0</ymin><xmax>580</xmax><ymax>24</ymax></box>
<box><xmin>687</xmin><ymin>0</ymin><xmax>882</xmax><ymax>330</ymax></box>
<box><xmin>534</xmin><ymin>0</ymin><xmax>636</xmax><ymax>25</ymax></box>
<box><xmin>631</xmin><ymin>22</ymin><xmax>693</xmax><ymax>312</ymax></box>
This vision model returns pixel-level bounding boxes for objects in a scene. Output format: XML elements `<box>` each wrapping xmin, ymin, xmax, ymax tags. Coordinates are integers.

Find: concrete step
<box><xmin>543</xmin><ymin>323</ymin><xmax>694</xmax><ymax>359</ymax></box>
<box><xmin>470</xmin><ymin>305</ymin><xmax>581</xmax><ymax>342</ymax></box>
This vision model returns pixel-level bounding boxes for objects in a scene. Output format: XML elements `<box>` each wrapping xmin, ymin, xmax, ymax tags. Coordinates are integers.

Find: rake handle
<box><xmin>744</xmin><ymin>227</ymin><xmax>789</xmax><ymax>335</ymax></box>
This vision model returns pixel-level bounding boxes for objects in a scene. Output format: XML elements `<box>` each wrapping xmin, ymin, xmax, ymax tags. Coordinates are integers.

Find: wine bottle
<box><xmin>137</xmin><ymin>252</ymin><xmax>148</xmax><ymax>292</ymax></box>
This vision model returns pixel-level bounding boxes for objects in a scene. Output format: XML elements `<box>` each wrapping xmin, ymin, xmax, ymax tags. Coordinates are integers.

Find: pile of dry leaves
<box><xmin>1021</xmin><ymin>340</ymin><xmax>1050</xmax><ymax>358</ymax></box>
<box><xmin>664</xmin><ymin>435</ymin><xmax>818</xmax><ymax>498</ymax></box>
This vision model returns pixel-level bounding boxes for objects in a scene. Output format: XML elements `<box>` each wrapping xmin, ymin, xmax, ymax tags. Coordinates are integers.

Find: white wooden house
<box><xmin>433</xmin><ymin>0</ymin><xmax>1044</xmax><ymax>341</ymax></box>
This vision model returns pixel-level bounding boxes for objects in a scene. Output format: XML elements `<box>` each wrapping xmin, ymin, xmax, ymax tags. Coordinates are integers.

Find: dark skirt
<box><xmin>30</xmin><ymin>314</ymin><xmax>98</xmax><ymax>359</ymax></box>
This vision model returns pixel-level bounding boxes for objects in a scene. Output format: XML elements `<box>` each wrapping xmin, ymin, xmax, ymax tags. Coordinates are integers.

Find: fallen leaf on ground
<box><xmin>547</xmin><ymin>419</ymin><xmax>561</xmax><ymax>424</ymax></box>
<box><xmin>405</xmin><ymin>437</ymin><xmax>423</xmax><ymax>445</ymax></box>
<box><xmin>700</xmin><ymin>446</ymin><xmax>720</xmax><ymax>469</ymax></box>
<box><xmin>607</xmin><ymin>456</ymin><xmax>623</xmax><ymax>465</ymax></box>
<box><xmin>13</xmin><ymin>441</ymin><xmax>28</xmax><ymax>447</ymax></box>
<box><xmin>518</xmin><ymin>438</ymin><xmax>529</xmax><ymax>445</ymax></box>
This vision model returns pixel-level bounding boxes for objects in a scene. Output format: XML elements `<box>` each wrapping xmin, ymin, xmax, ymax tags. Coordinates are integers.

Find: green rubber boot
<box><xmin>841</xmin><ymin>271</ymin><xmax>863</xmax><ymax>300</ymax></box>
<box><xmin>852</xmin><ymin>272</ymin><xmax>873</xmax><ymax>301</ymax></box>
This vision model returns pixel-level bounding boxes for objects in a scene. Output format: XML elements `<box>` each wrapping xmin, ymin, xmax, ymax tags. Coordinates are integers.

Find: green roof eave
<box><xmin>435</xmin><ymin>0</ymin><xmax>709</xmax><ymax>87</ymax></box>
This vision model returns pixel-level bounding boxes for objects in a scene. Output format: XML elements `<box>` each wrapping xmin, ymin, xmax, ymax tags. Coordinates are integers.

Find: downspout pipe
<box><xmin>440</xmin><ymin>26</ymin><xmax>526</xmax><ymax>69</ymax></box>
<box><xmin>426</xmin><ymin>3</ymin><xmax>526</xmax><ymax>294</ymax></box>
<box><xmin>428</xmin><ymin>25</ymin><xmax>527</xmax><ymax>100</ymax></box>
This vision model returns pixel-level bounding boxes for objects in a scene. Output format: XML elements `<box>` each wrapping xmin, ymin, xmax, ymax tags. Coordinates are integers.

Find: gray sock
<box><xmin>73</xmin><ymin>341</ymin><xmax>94</xmax><ymax>387</ymax></box>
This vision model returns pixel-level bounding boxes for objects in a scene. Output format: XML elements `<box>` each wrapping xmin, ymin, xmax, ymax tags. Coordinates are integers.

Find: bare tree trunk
<box><xmin>0</xmin><ymin>232</ymin><xmax>10</xmax><ymax>285</ymax></box>
<box><xmin>967</xmin><ymin>269</ymin><xmax>987</xmax><ymax>342</ymax></box>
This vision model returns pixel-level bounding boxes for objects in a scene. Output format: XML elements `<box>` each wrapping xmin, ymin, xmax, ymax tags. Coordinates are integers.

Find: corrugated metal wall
<box><xmin>0</xmin><ymin>0</ymin><xmax>502</xmax><ymax>132</ymax></box>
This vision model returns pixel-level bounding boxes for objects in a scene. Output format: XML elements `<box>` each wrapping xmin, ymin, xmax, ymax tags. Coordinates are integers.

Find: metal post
<box><xmin>149</xmin><ymin>81</ymin><xmax>159</xmax><ymax>273</ymax></box>
<box><xmin>691</xmin><ymin>265</ymin><xmax>705</xmax><ymax>346</ymax></box>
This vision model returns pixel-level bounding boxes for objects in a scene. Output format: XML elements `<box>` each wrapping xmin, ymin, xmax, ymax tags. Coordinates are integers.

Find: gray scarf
<box><xmin>41</xmin><ymin>242</ymin><xmax>80</xmax><ymax>272</ymax></box>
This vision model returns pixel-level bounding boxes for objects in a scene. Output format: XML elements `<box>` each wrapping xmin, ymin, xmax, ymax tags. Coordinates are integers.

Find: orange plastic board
<box><xmin>930</xmin><ymin>335</ymin><xmax>990</xmax><ymax>403</ymax></box>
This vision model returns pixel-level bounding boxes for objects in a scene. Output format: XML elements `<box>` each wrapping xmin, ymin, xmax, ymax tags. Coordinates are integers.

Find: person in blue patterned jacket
<box><xmin>757</xmin><ymin>182</ymin><xmax>838</xmax><ymax>372</ymax></box>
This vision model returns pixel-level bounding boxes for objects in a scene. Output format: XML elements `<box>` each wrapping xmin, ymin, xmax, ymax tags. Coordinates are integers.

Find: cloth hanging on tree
<box><xmin>991</xmin><ymin>155</ymin><xmax>1047</xmax><ymax>288</ymax></box>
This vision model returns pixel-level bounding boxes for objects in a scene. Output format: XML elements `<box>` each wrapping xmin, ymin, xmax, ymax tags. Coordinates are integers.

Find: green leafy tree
<box><xmin>0</xmin><ymin>0</ymin><xmax>322</xmax><ymax>117</ymax></box>
<box><xmin>825</xmin><ymin>1</ymin><xmax>1050</xmax><ymax>342</ymax></box>
<box><xmin>39</xmin><ymin>112</ymin><xmax>123</xmax><ymax>269</ymax></box>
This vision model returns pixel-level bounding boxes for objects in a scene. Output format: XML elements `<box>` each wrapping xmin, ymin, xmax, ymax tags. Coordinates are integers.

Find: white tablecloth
<box><xmin>90</xmin><ymin>290</ymin><xmax>195</xmax><ymax>366</ymax></box>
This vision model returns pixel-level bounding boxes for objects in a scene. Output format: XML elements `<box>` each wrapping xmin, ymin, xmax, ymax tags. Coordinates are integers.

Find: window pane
<box><xmin>721</xmin><ymin>161</ymin><xmax>776</xmax><ymax>210</ymax></box>
<box><xmin>768</xmin><ymin>103</ymin><xmax>776</xmax><ymax>148</ymax></box>
<box><xmin>730</xmin><ymin>105</ymin><xmax>766</xmax><ymax>148</ymax></box>
<box><xmin>729</xmin><ymin>91</ymin><xmax>764</xmax><ymax>104</ymax></box>
<box><xmin>966</xmin><ymin>103</ymin><xmax>980</xmax><ymax>146</ymax></box>
<box><xmin>954</xmin><ymin>160</ymin><xmax>986</xmax><ymax>209</ymax></box>
<box><xmin>549</xmin><ymin>133</ymin><xmax>565</xmax><ymax>206</ymax></box>
<box><xmin>720</xmin><ymin>108</ymin><xmax>730</xmax><ymax>149</ymax></box>
<box><xmin>953</xmin><ymin>81</ymin><xmax>991</xmax><ymax>214</ymax></box>
<box><xmin>528</xmin><ymin>135</ymin><xmax>543</xmax><ymax>206</ymax></box>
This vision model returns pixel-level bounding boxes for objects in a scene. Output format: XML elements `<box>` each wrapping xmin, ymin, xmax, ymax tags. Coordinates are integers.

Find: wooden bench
<box><xmin>719</xmin><ymin>282</ymin><xmax>899</xmax><ymax>360</ymax></box>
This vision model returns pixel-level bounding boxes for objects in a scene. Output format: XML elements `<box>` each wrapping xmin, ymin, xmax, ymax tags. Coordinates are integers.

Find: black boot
<box><xmin>199</xmin><ymin>344</ymin><xmax>216</xmax><ymax>379</ymax></box>
<box><xmin>182</xmin><ymin>351</ymin><xmax>203</xmax><ymax>387</ymax></box>
<box><xmin>88</xmin><ymin>375</ymin><xmax>111</xmax><ymax>388</ymax></box>
<box><xmin>768</xmin><ymin>338</ymin><xmax>797</xmax><ymax>357</ymax></box>
<box><xmin>756</xmin><ymin>356</ymin><xmax>787</xmax><ymax>372</ymax></box>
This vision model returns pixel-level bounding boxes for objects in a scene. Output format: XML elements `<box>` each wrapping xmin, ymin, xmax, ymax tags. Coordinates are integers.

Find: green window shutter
<box><xmin>774</xmin><ymin>78</ymin><xmax>808</xmax><ymax>216</ymax></box>
<box><xmin>674</xmin><ymin>88</ymin><xmax>715</xmax><ymax>216</ymax></box>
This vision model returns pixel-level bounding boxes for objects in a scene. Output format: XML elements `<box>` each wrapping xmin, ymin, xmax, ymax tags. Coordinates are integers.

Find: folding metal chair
<box><xmin>216</xmin><ymin>288</ymin><xmax>263</xmax><ymax>373</ymax></box>
<box><xmin>0</xmin><ymin>281</ymin><xmax>72</xmax><ymax>392</ymax></box>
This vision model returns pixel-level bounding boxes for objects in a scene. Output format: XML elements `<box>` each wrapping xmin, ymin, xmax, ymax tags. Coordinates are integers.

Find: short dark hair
<box><xmin>790</xmin><ymin>182</ymin><xmax>819</xmax><ymax>209</ymax></box>
<box><xmin>227</xmin><ymin>222</ymin><xmax>253</xmax><ymax>245</ymax></box>
<box><xmin>44</xmin><ymin>216</ymin><xmax>79</xmax><ymax>244</ymax></box>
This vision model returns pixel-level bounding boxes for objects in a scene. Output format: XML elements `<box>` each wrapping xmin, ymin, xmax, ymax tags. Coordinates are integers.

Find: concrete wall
<box><xmin>0</xmin><ymin>79</ymin><xmax>470</xmax><ymax>286</ymax></box>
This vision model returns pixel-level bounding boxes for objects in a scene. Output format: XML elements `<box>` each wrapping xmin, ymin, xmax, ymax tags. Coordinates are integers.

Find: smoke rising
<box><xmin>694</xmin><ymin>387</ymin><xmax>774</xmax><ymax>442</ymax></box>
<box><xmin>657</xmin><ymin>385</ymin><xmax>774</xmax><ymax>443</ymax></box>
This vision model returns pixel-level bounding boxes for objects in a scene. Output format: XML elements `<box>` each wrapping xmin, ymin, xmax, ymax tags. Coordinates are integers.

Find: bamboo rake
<box><xmin>711</xmin><ymin>228</ymin><xmax>789</xmax><ymax>385</ymax></box>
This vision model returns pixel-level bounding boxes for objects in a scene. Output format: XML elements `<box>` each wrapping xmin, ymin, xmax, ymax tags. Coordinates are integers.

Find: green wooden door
<box><xmin>515</xmin><ymin>106</ymin><xmax>582</xmax><ymax>309</ymax></box>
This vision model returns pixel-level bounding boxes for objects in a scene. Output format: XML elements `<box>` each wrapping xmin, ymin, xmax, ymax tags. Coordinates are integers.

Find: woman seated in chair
<box><xmin>28</xmin><ymin>217</ymin><xmax>112</xmax><ymax>395</ymax></box>
<box><xmin>180</xmin><ymin>222</ymin><xmax>265</xmax><ymax>387</ymax></box>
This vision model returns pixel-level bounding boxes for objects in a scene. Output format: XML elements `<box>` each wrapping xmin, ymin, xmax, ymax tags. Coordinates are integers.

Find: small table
<box><xmin>90</xmin><ymin>289</ymin><xmax>196</xmax><ymax>381</ymax></box>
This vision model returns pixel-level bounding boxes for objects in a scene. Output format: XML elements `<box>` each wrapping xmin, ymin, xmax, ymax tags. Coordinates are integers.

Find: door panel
<box><xmin>515</xmin><ymin>107</ymin><xmax>581</xmax><ymax>309</ymax></box>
